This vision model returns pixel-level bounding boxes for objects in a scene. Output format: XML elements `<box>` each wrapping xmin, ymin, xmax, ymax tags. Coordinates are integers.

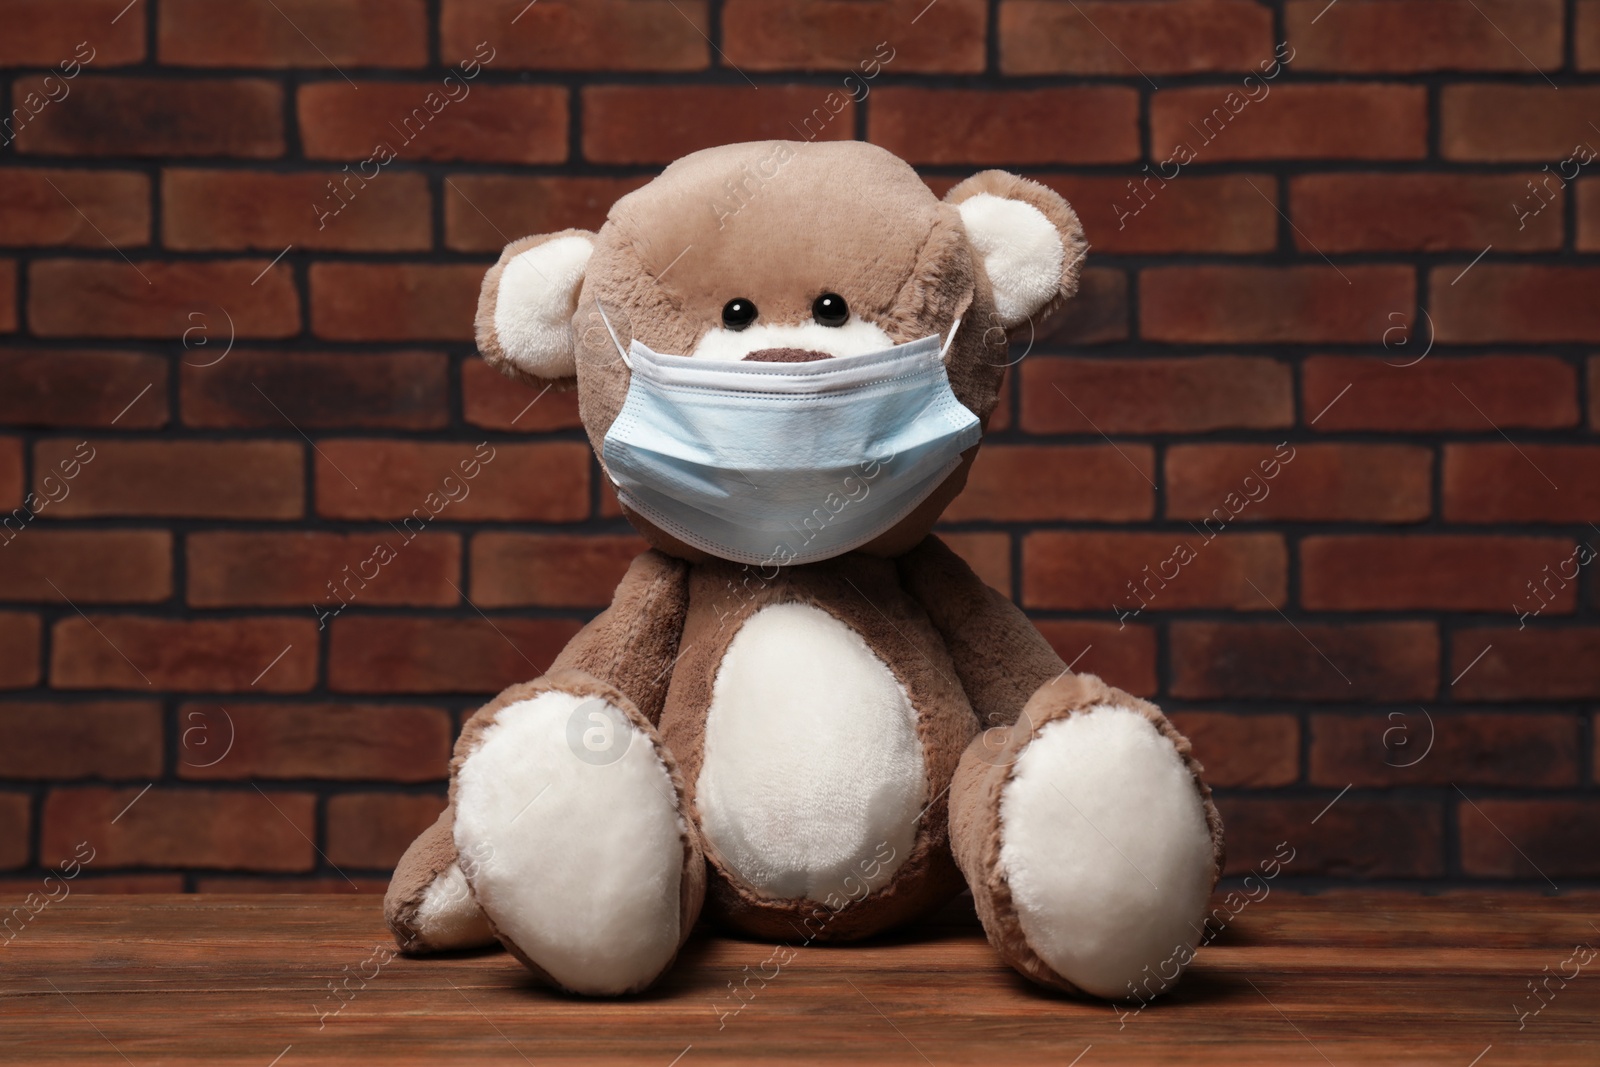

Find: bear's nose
<box><xmin>741</xmin><ymin>347</ymin><xmax>832</xmax><ymax>363</ymax></box>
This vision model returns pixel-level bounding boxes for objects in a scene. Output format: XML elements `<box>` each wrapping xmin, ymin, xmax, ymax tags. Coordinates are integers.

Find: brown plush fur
<box><xmin>385</xmin><ymin>140</ymin><xmax>1224</xmax><ymax>1001</ymax></box>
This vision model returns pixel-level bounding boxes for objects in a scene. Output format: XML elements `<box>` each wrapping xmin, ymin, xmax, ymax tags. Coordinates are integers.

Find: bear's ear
<box><xmin>475</xmin><ymin>228</ymin><xmax>595</xmax><ymax>386</ymax></box>
<box><xmin>945</xmin><ymin>172</ymin><xmax>1086</xmax><ymax>329</ymax></box>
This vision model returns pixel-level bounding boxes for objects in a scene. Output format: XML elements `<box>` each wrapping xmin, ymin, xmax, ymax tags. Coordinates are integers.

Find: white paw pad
<box><xmin>998</xmin><ymin>704</ymin><xmax>1213</xmax><ymax>999</ymax></box>
<box><xmin>453</xmin><ymin>690</ymin><xmax>687</xmax><ymax>994</ymax></box>
<box><xmin>404</xmin><ymin>862</ymin><xmax>494</xmax><ymax>952</ymax></box>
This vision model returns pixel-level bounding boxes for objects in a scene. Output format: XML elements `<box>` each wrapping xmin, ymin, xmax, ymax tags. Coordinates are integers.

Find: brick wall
<box><xmin>1</xmin><ymin>0</ymin><xmax>1596</xmax><ymax>894</ymax></box>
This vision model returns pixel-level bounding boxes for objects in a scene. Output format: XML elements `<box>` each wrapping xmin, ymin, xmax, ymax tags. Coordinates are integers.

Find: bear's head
<box><xmin>475</xmin><ymin>139</ymin><xmax>1085</xmax><ymax>565</ymax></box>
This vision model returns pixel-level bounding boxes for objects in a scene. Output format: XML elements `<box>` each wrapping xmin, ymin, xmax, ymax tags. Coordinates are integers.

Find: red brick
<box><xmin>944</xmin><ymin>445</ymin><xmax>1154</xmax><ymax>523</ymax></box>
<box><xmin>1583</xmin><ymin>0</ymin><xmax>1600</xmax><ymax>70</ymax></box>
<box><xmin>871</xmin><ymin>87</ymin><xmax>1138</xmax><ymax>165</ymax></box>
<box><xmin>310</xmin><ymin>263</ymin><xmax>482</xmax><ymax>342</ymax></box>
<box><xmin>329</xmin><ymin>615</ymin><xmax>584</xmax><ymax>694</ymax></box>
<box><xmin>1459</xmin><ymin>800</ymin><xmax>1600</xmax><ymax>879</ymax></box>
<box><xmin>1167</xmin><ymin>712</ymin><xmax>1299</xmax><ymax>788</ymax></box>
<box><xmin>471</xmin><ymin>534</ymin><xmax>646</xmax><ymax>608</ymax></box>
<box><xmin>1036</xmin><ymin>267</ymin><xmax>1128</xmax><ymax>346</ymax></box>
<box><xmin>1310</xmin><ymin>712</ymin><xmax>1581</xmax><ymax>789</ymax></box>
<box><xmin>1302</xmin><ymin>536</ymin><xmax>1579</xmax><ymax>613</ymax></box>
<box><xmin>159</xmin><ymin>0</ymin><xmax>428</xmax><ymax>67</ymax></box>
<box><xmin>41</xmin><ymin>787</ymin><xmax>315</xmax><ymax>872</ymax></box>
<box><xmin>725</xmin><ymin>0</ymin><xmax>983</xmax><ymax>72</ymax></box>
<box><xmin>51</xmin><ymin>616</ymin><xmax>317</xmax><ymax>692</ymax></box>
<box><xmin>444</xmin><ymin>0</ymin><xmax>708</xmax><ymax>70</ymax></box>
<box><xmin>0</xmin><ymin>703</ymin><xmax>163</xmax><ymax>780</ymax></box>
<box><xmin>585</xmin><ymin>86</ymin><xmax>858</xmax><ymax>165</ymax></box>
<box><xmin>1593</xmin><ymin>357</ymin><xmax>1600</xmax><ymax>430</ymax></box>
<box><xmin>1167</xmin><ymin>443</ymin><xmax>1431</xmax><ymax>523</ymax></box>
<box><xmin>1292</xmin><ymin>173</ymin><xmax>1562</xmax><ymax>253</ymax></box>
<box><xmin>0</xmin><ymin>169</ymin><xmax>149</xmax><ymax>248</ymax></box>
<box><xmin>1034</xmin><ymin>620</ymin><xmax>1158</xmax><ymax>698</ymax></box>
<box><xmin>1142</xmin><ymin>266</ymin><xmax>1413</xmax><ymax>344</ymax></box>
<box><xmin>187</xmin><ymin>531</ymin><xmax>460</xmax><ymax>609</ymax></box>
<box><xmin>1002</xmin><ymin>0</ymin><xmax>1272</xmax><ymax>74</ymax></box>
<box><xmin>1023</xmin><ymin>531</ymin><xmax>1286</xmax><ymax>612</ymax></box>
<box><xmin>13</xmin><ymin>77</ymin><xmax>284</xmax><ymax>157</ymax></box>
<box><xmin>36</xmin><ymin>439</ymin><xmax>303</xmax><ymax>520</ymax></box>
<box><xmin>1043</xmin><ymin>173</ymin><xmax>1278</xmax><ymax>255</ymax></box>
<box><xmin>444</xmin><ymin>175</ymin><xmax>649</xmax><ymax>252</ymax></box>
<box><xmin>1171</xmin><ymin>621</ymin><xmax>1438</xmax><ymax>702</ymax></box>
<box><xmin>326</xmin><ymin>793</ymin><xmax>446</xmax><ymax>868</ymax></box>
<box><xmin>0</xmin><ymin>351</ymin><xmax>168</xmax><ymax>429</ymax></box>
<box><xmin>1442</xmin><ymin>86</ymin><xmax>1600</xmax><ymax>161</ymax></box>
<box><xmin>1150</xmin><ymin>84</ymin><xmax>1426</xmax><ymax>162</ymax></box>
<box><xmin>1580</xmin><ymin>181</ymin><xmax>1600</xmax><ymax>251</ymax></box>
<box><xmin>1434</xmin><ymin>265</ymin><xmax>1600</xmax><ymax>344</ymax></box>
<box><xmin>1021</xmin><ymin>356</ymin><xmax>1291</xmax><ymax>434</ymax></box>
<box><xmin>1217</xmin><ymin>797</ymin><xmax>1442</xmax><ymax>877</ymax></box>
<box><xmin>29</xmin><ymin>259</ymin><xmax>299</xmax><ymax>339</ymax></box>
<box><xmin>1303</xmin><ymin>355</ymin><xmax>1578</xmax><ymax>432</ymax></box>
<box><xmin>0</xmin><ymin>613</ymin><xmax>42</xmax><ymax>689</ymax></box>
<box><xmin>0</xmin><ymin>261</ymin><xmax>14</xmax><ymax>332</ymax></box>
<box><xmin>164</xmin><ymin>169</ymin><xmax>431</xmax><ymax>252</ymax></box>
<box><xmin>0</xmin><ymin>2</ymin><xmax>144</xmax><ymax>65</ymax></box>
<box><xmin>1443</xmin><ymin>445</ymin><xmax>1600</xmax><ymax>523</ymax></box>
<box><xmin>299</xmin><ymin>83</ymin><xmax>567</xmax><ymax>165</ymax></box>
<box><xmin>935</xmin><ymin>531</ymin><xmax>1012</xmax><ymax>596</ymax></box>
<box><xmin>181</xmin><ymin>350</ymin><xmax>448</xmax><ymax>430</ymax></box>
<box><xmin>0</xmin><ymin>794</ymin><xmax>29</xmax><ymax>869</ymax></box>
<box><xmin>316</xmin><ymin>440</ymin><xmax>589</xmax><ymax>523</ymax></box>
<box><xmin>0</xmin><ymin>437</ymin><xmax>18</xmax><ymax>509</ymax></box>
<box><xmin>1287</xmin><ymin>0</ymin><xmax>1561</xmax><ymax>72</ymax></box>
<box><xmin>177</xmin><ymin>703</ymin><xmax>452</xmax><ymax>782</ymax></box>
<box><xmin>1449</xmin><ymin>629</ymin><xmax>1600</xmax><ymax>702</ymax></box>
<box><xmin>461</xmin><ymin>359</ymin><xmax>584</xmax><ymax>432</ymax></box>
<box><xmin>0</xmin><ymin>531</ymin><xmax>172</xmax><ymax>603</ymax></box>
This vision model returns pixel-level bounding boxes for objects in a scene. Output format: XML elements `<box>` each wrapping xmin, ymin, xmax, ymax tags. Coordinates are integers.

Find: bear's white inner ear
<box><xmin>957</xmin><ymin>193</ymin><xmax>1066</xmax><ymax>328</ymax></box>
<box><xmin>492</xmin><ymin>234</ymin><xmax>593</xmax><ymax>379</ymax></box>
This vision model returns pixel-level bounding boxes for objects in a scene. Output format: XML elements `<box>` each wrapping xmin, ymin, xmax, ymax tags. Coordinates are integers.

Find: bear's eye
<box><xmin>812</xmin><ymin>293</ymin><xmax>849</xmax><ymax>327</ymax></box>
<box><xmin>722</xmin><ymin>298</ymin><xmax>758</xmax><ymax>331</ymax></box>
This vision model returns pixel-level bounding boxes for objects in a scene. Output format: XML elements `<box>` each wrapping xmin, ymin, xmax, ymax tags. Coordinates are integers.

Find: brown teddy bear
<box><xmin>384</xmin><ymin>140</ymin><xmax>1223</xmax><ymax>1001</ymax></box>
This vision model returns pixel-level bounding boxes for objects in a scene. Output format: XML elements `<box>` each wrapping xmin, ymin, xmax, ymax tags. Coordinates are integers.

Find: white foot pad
<box><xmin>998</xmin><ymin>704</ymin><xmax>1213</xmax><ymax>999</ymax></box>
<box><xmin>453</xmin><ymin>690</ymin><xmax>687</xmax><ymax>994</ymax></box>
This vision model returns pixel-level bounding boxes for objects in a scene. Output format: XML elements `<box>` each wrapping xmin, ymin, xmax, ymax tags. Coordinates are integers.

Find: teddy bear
<box><xmin>383</xmin><ymin>139</ymin><xmax>1224</xmax><ymax>1001</ymax></box>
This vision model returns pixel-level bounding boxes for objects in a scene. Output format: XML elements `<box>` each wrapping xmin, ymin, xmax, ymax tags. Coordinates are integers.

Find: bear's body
<box><xmin>384</xmin><ymin>140</ymin><xmax>1224</xmax><ymax>1002</ymax></box>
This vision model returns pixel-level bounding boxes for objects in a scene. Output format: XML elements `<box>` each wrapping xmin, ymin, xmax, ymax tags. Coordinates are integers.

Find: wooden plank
<box><xmin>1</xmin><ymin>894</ymin><xmax>1596</xmax><ymax>1065</ymax></box>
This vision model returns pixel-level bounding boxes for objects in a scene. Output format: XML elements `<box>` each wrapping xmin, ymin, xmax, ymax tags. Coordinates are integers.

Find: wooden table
<box><xmin>3</xmin><ymin>893</ymin><xmax>1596</xmax><ymax>1064</ymax></box>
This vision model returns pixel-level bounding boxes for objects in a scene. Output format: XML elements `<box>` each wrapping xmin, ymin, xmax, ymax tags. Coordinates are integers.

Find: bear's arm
<box><xmin>895</xmin><ymin>535</ymin><xmax>1068</xmax><ymax>729</ymax></box>
<box><xmin>542</xmin><ymin>548</ymin><xmax>691</xmax><ymax>726</ymax></box>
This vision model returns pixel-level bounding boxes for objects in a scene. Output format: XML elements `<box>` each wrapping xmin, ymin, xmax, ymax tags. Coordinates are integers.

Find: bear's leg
<box><xmin>949</xmin><ymin>672</ymin><xmax>1223</xmax><ymax>1001</ymax></box>
<box><xmin>450</xmin><ymin>670</ymin><xmax>705</xmax><ymax>996</ymax></box>
<box><xmin>384</xmin><ymin>805</ymin><xmax>497</xmax><ymax>954</ymax></box>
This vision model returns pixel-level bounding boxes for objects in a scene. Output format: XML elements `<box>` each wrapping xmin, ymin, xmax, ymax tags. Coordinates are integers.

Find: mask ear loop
<box><xmin>938</xmin><ymin>317</ymin><xmax>963</xmax><ymax>364</ymax></box>
<box><xmin>594</xmin><ymin>301</ymin><xmax>634</xmax><ymax>370</ymax></box>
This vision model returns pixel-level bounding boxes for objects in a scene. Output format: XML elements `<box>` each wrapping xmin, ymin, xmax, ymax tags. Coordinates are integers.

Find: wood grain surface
<box><xmin>1</xmin><ymin>893</ymin><xmax>1596</xmax><ymax>1065</ymax></box>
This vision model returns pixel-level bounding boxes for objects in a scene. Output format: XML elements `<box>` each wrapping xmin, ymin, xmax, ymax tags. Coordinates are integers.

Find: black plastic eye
<box><xmin>722</xmin><ymin>298</ymin><xmax>758</xmax><ymax>331</ymax></box>
<box><xmin>813</xmin><ymin>292</ymin><xmax>849</xmax><ymax>327</ymax></box>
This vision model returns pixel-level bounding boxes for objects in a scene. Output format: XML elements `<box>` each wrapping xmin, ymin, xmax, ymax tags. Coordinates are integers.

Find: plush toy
<box><xmin>384</xmin><ymin>140</ymin><xmax>1223</xmax><ymax>1001</ymax></box>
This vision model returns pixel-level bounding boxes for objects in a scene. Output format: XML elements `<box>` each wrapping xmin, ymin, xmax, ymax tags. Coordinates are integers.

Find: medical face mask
<box><xmin>596</xmin><ymin>314</ymin><xmax>981</xmax><ymax>568</ymax></box>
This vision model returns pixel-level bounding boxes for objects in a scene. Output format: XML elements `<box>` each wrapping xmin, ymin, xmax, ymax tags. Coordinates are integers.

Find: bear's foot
<box><xmin>951</xmin><ymin>674</ymin><xmax>1222</xmax><ymax>1000</ymax></box>
<box><xmin>384</xmin><ymin>806</ymin><xmax>497</xmax><ymax>955</ymax></box>
<box><xmin>451</xmin><ymin>673</ymin><xmax>704</xmax><ymax>995</ymax></box>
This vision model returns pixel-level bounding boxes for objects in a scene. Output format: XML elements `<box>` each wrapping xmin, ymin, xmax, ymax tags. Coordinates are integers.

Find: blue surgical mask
<box><xmin>596</xmin><ymin>316</ymin><xmax>980</xmax><ymax>567</ymax></box>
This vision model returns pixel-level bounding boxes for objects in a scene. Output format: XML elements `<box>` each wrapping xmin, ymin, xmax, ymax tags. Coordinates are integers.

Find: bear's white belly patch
<box><xmin>694</xmin><ymin>602</ymin><xmax>925</xmax><ymax>903</ymax></box>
